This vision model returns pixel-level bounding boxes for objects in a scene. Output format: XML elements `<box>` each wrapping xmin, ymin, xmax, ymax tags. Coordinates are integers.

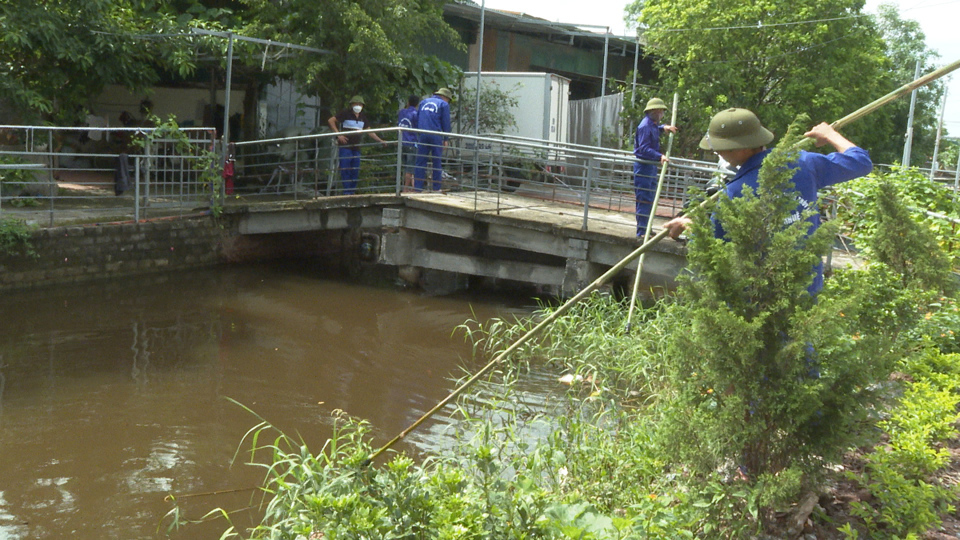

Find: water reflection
<box><xmin>0</xmin><ymin>263</ymin><xmax>535</xmax><ymax>539</ymax></box>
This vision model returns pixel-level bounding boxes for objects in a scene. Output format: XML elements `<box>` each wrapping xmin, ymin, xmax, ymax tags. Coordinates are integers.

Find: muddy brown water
<box><xmin>0</xmin><ymin>263</ymin><xmax>545</xmax><ymax>539</ymax></box>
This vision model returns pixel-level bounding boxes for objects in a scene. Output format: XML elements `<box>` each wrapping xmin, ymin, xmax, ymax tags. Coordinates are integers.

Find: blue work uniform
<box><xmin>716</xmin><ymin>147</ymin><xmax>873</xmax><ymax>295</ymax></box>
<box><xmin>633</xmin><ymin>114</ymin><xmax>666</xmax><ymax>237</ymax></box>
<box><xmin>398</xmin><ymin>106</ymin><xmax>419</xmax><ymax>174</ymax></box>
<box><xmin>333</xmin><ymin>109</ymin><xmax>370</xmax><ymax>195</ymax></box>
<box><xmin>415</xmin><ymin>95</ymin><xmax>452</xmax><ymax>192</ymax></box>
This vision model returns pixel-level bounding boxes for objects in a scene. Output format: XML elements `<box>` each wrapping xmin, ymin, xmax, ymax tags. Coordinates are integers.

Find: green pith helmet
<box><xmin>698</xmin><ymin>108</ymin><xmax>774</xmax><ymax>152</ymax></box>
<box><xmin>435</xmin><ymin>87</ymin><xmax>454</xmax><ymax>100</ymax></box>
<box><xmin>643</xmin><ymin>97</ymin><xmax>668</xmax><ymax>113</ymax></box>
<box><xmin>349</xmin><ymin>95</ymin><xmax>365</xmax><ymax>105</ymax></box>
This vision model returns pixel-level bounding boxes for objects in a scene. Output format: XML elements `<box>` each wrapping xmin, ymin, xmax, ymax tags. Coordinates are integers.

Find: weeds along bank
<box><xmin>162</xmin><ymin>119</ymin><xmax>960</xmax><ymax>539</ymax></box>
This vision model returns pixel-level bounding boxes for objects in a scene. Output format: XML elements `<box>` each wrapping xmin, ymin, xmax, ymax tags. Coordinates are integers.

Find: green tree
<box><xmin>657</xmin><ymin>118</ymin><xmax>898</xmax><ymax>515</ymax></box>
<box><xmin>624</xmin><ymin>0</ymin><xmax>940</xmax><ymax>165</ymax></box>
<box><xmin>237</xmin><ymin>0</ymin><xmax>463</xmax><ymax>114</ymax></box>
<box><xmin>869</xmin><ymin>3</ymin><xmax>944</xmax><ymax>167</ymax></box>
<box><xmin>454</xmin><ymin>80</ymin><xmax>520</xmax><ymax>134</ymax></box>
<box><xmin>0</xmin><ymin>0</ymin><xmax>229</xmax><ymax>124</ymax></box>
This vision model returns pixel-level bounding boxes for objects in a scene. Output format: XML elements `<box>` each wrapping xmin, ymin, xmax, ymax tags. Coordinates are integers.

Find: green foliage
<box><xmin>0</xmin><ymin>156</ymin><xmax>36</xmax><ymax>197</ymax></box>
<box><xmin>848</xmin><ymin>348</ymin><xmax>960</xmax><ymax>539</ymax></box>
<box><xmin>0</xmin><ymin>218</ymin><xmax>37</xmax><ymax>258</ymax></box>
<box><xmin>657</xmin><ymin>117</ymin><xmax>897</xmax><ymax>510</ymax></box>
<box><xmin>628</xmin><ymin>0</ymin><xmax>941</xmax><ymax>165</ymax></box>
<box><xmin>833</xmin><ymin>168</ymin><xmax>960</xmax><ymax>273</ymax></box>
<box><xmin>238</xmin><ymin>0</ymin><xmax>463</xmax><ymax>114</ymax></box>
<box><xmin>858</xmin><ymin>179</ymin><xmax>954</xmax><ymax>293</ymax></box>
<box><xmin>0</xmin><ymin>0</ymin><xmax>224</xmax><ymax>123</ymax></box>
<box><xmin>454</xmin><ymin>81</ymin><xmax>520</xmax><ymax>135</ymax></box>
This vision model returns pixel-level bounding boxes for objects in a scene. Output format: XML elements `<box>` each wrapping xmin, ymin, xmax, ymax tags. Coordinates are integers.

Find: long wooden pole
<box><xmin>364</xmin><ymin>57</ymin><xmax>960</xmax><ymax>466</ymax></box>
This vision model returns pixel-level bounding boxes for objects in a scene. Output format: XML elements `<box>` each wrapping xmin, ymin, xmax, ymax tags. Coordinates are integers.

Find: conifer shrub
<box><xmin>833</xmin><ymin>168</ymin><xmax>960</xmax><ymax>272</ymax></box>
<box><xmin>655</xmin><ymin>116</ymin><xmax>899</xmax><ymax>515</ymax></box>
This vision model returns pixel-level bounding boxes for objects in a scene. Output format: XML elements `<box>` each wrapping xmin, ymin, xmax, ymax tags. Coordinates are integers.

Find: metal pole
<box><xmin>903</xmin><ymin>61</ymin><xmax>921</xmax><ymax>167</ymax></box>
<box><xmin>954</xmin><ymin>152</ymin><xmax>959</xmax><ymax>204</ymax></box>
<box><xmin>395</xmin><ymin>139</ymin><xmax>403</xmax><ymax>194</ymax></box>
<box><xmin>582</xmin><ymin>157</ymin><xmax>595</xmax><ymax>230</ymax></box>
<box><xmin>134</xmin><ymin>156</ymin><xmax>141</xmax><ymax>222</ymax></box>
<box><xmin>222</xmin><ymin>32</ymin><xmax>234</xmax><ymax>164</ymax></box>
<box><xmin>930</xmin><ymin>88</ymin><xmax>947</xmax><ymax>179</ymax></box>
<box><xmin>475</xmin><ymin>0</ymin><xmax>485</xmax><ymax>136</ymax></box>
<box><xmin>630</xmin><ymin>36</ymin><xmax>640</xmax><ymax>139</ymax></box>
<box><xmin>47</xmin><ymin>130</ymin><xmax>54</xmax><ymax>227</ymax></box>
<box><xmin>597</xmin><ymin>28</ymin><xmax>609</xmax><ymax>147</ymax></box>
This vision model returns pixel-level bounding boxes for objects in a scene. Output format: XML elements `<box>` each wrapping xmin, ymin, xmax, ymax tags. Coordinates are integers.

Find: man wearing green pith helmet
<box><xmin>663</xmin><ymin>108</ymin><xmax>872</xmax><ymax>295</ymax></box>
<box><xmin>328</xmin><ymin>95</ymin><xmax>387</xmax><ymax>195</ymax></box>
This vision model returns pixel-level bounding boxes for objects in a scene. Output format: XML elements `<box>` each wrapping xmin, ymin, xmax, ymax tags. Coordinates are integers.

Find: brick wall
<box><xmin>0</xmin><ymin>217</ymin><xmax>226</xmax><ymax>290</ymax></box>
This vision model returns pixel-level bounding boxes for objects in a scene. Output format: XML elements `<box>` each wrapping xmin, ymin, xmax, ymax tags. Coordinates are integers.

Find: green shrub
<box><xmin>0</xmin><ymin>218</ymin><xmax>37</xmax><ymax>257</ymax></box>
<box><xmin>656</xmin><ymin>117</ymin><xmax>897</xmax><ymax>508</ymax></box>
<box><xmin>833</xmin><ymin>169</ymin><xmax>960</xmax><ymax>271</ymax></box>
<box><xmin>848</xmin><ymin>348</ymin><xmax>960</xmax><ymax>538</ymax></box>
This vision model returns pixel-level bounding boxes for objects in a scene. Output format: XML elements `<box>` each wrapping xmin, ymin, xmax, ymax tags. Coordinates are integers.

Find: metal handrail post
<box><xmin>583</xmin><ymin>157</ymin><xmax>595</xmax><ymax>231</ymax></box>
<box><xmin>395</xmin><ymin>140</ymin><xmax>403</xmax><ymax>195</ymax></box>
<box><xmin>144</xmin><ymin>143</ymin><xmax>152</xmax><ymax>220</ymax></box>
<box><xmin>47</xmin><ymin>130</ymin><xmax>54</xmax><ymax>227</ymax></box>
<box><xmin>134</xmin><ymin>156</ymin><xmax>141</xmax><ymax>222</ymax></box>
<box><xmin>326</xmin><ymin>140</ymin><xmax>335</xmax><ymax>196</ymax></box>
<box><xmin>954</xmin><ymin>163</ymin><xmax>959</xmax><ymax>204</ymax></box>
<box><xmin>294</xmin><ymin>142</ymin><xmax>300</xmax><ymax>201</ymax></box>
<box><xmin>314</xmin><ymin>139</ymin><xmax>320</xmax><ymax>196</ymax></box>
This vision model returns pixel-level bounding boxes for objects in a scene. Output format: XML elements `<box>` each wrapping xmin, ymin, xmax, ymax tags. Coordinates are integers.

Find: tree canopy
<box><xmin>236</xmin><ymin>0</ymin><xmax>462</xmax><ymax>114</ymax></box>
<box><xmin>0</xmin><ymin>0</ymin><xmax>235</xmax><ymax>124</ymax></box>
<box><xmin>625</xmin><ymin>0</ymin><xmax>944</xmax><ymax>165</ymax></box>
<box><xmin>0</xmin><ymin>0</ymin><xmax>463</xmax><ymax>125</ymax></box>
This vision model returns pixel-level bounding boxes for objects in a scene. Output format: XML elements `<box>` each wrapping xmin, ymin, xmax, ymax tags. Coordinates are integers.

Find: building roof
<box><xmin>444</xmin><ymin>1</ymin><xmax>645</xmax><ymax>50</ymax></box>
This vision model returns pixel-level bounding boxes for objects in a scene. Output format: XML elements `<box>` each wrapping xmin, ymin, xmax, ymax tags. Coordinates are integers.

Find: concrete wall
<box><xmin>0</xmin><ymin>210</ymin><xmax>378</xmax><ymax>292</ymax></box>
<box><xmin>0</xmin><ymin>217</ymin><xmax>227</xmax><ymax>290</ymax></box>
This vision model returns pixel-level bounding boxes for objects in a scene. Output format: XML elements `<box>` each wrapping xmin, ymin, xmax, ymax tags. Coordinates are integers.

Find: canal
<box><xmin>0</xmin><ymin>262</ymin><xmax>543</xmax><ymax>539</ymax></box>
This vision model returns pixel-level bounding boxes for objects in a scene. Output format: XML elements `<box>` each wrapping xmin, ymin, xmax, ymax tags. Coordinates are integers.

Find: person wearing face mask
<box><xmin>327</xmin><ymin>95</ymin><xmax>386</xmax><ymax>195</ymax></box>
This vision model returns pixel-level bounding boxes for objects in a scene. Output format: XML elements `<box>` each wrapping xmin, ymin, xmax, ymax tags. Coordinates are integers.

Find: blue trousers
<box><xmin>338</xmin><ymin>147</ymin><xmax>361</xmax><ymax>195</ymax></box>
<box><xmin>415</xmin><ymin>134</ymin><xmax>444</xmax><ymax>191</ymax></box>
<box><xmin>633</xmin><ymin>162</ymin><xmax>658</xmax><ymax>237</ymax></box>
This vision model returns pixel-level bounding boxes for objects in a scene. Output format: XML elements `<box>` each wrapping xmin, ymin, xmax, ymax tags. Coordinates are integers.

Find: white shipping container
<box><xmin>461</xmin><ymin>72</ymin><xmax>570</xmax><ymax>144</ymax></box>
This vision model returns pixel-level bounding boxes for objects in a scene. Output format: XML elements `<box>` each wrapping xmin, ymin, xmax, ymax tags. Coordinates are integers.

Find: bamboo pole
<box><xmin>625</xmin><ymin>93</ymin><xmax>678</xmax><ymax>331</ymax></box>
<box><xmin>364</xmin><ymin>57</ymin><xmax>960</xmax><ymax>467</ymax></box>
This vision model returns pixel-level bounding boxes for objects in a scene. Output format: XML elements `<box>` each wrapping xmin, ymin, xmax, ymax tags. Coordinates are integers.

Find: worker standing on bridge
<box><xmin>328</xmin><ymin>95</ymin><xmax>386</xmax><ymax>195</ymax></box>
<box><xmin>633</xmin><ymin>97</ymin><xmax>679</xmax><ymax>238</ymax></box>
<box><xmin>663</xmin><ymin>108</ymin><xmax>872</xmax><ymax>295</ymax></box>
<box><xmin>398</xmin><ymin>95</ymin><xmax>420</xmax><ymax>192</ymax></box>
<box><xmin>414</xmin><ymin>88</ymin><xmax>453</xmax><ymax>192</ymax></box>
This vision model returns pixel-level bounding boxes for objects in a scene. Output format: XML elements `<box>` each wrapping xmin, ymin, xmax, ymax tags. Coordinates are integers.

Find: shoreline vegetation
<box><xmin>169</xmin><ymin>121</ymin><xmax>960</xmax><ymax>539</ymax></box>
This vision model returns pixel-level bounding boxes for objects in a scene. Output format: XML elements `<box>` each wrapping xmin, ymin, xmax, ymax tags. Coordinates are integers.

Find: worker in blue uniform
<box><xmin>633</xmin><ymin>97</ymin><xmax>679</xmax><ymax>238</ymax></box>
<box><xmin>414</xmin><ymin>88</ymin><xmax>453</xmax><ymax>192</ymax></box>
<box><xmin>663</xmin><ymin>108</ymin><xmax>873</xmax><ymax>295</ymax></box>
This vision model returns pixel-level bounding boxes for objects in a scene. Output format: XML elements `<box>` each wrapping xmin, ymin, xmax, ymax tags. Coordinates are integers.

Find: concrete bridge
<box><xmin>227</xmin><ymin>190</ymin><xmax>688</xmax><ymax>297</ymax></box>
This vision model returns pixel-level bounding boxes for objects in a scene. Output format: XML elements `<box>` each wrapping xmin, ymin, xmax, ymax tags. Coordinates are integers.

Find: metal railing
<box><xmin>0</xmin><ymin>125</ymin><xmax>217</xmax><ymax>226</ymax></box>
<box><xmin>1</xmin><ymin>124</ymin><xmax>722</xmax><ymax>231</ymax></box>
<box><xmin>232</xmin><ymin>127</ymin><xmax>724</xmax><ymax>230</ymax></box>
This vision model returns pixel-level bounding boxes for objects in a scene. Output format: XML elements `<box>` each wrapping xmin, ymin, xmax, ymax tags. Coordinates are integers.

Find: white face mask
<box><xmin>352</xmin><ymin>105</ymin><xmax>363</xmax><ymax>114</ymax></box>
